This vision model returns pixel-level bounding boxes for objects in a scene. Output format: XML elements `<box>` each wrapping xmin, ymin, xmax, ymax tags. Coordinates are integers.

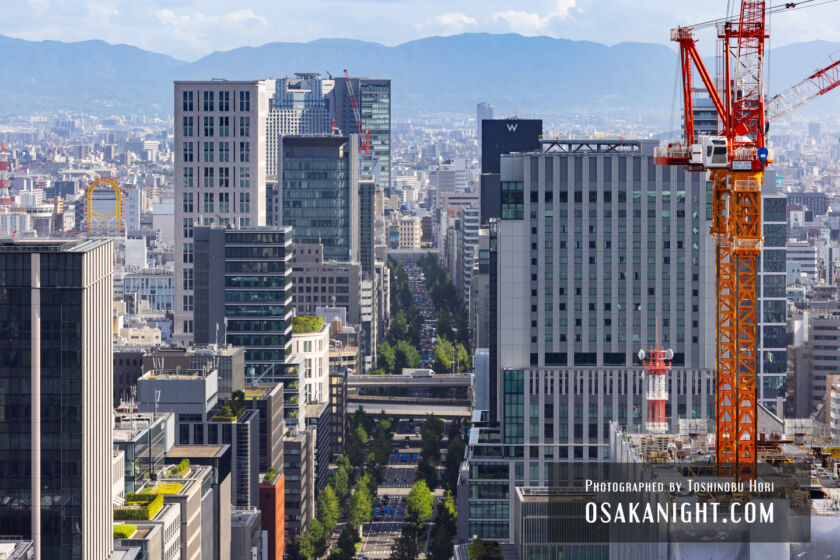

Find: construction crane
<box><xmin>343</xmin><ymin>69</ymin><xmax>372</xmax><ymax>154</ymax></box>
<box><xmin>654</xmin><ymin>1</ymin><xmax>840</xmax><ymax>479</ymax></box>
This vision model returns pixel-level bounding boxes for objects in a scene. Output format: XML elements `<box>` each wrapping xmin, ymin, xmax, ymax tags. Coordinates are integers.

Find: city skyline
<box><xmin>2</xmin><ymin>0</ymin><xmax>840</xmax><ymax>60</ymax></box>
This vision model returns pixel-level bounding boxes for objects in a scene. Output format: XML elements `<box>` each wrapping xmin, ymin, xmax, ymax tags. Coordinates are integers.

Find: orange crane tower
<box><xmin>655</xmin><ymin>1</ymin><xmax>840</xmax><ymax>478</ymax></box>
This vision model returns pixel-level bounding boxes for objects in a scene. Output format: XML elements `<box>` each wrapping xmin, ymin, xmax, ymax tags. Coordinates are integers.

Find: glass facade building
<box><xmin>280</xmin><ymin>136</ymin><xmax>360</xmax><ymax>263</ymax></box>
<box><xmin>193</xmin><ymin>227</ymin><xmax>294</xmax><ymax>384</ymax></box>
<box><xmin>0</xmin><ymin>240</ymin><xmax>113</xmax><ymax>560</ymax></box>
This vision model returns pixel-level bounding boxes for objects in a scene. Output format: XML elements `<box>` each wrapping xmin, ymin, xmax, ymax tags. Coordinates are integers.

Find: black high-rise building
<box><xmin>480</xmin><ymin>119</ymin><xmax>543</xmax><ymax>223</ymax></box>
<box><xmin>0</xmin><ymin>239</ymin><xmax>114</xmax><ymax>560</ymax></box>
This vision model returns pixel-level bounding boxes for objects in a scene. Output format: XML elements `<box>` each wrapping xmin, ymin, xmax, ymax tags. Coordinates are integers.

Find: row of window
<box><xmin>182</xmin><ymin>142</ymin><xmax>250</xmax><ymax>163</ymax></box>
<box><xmin>182</xmin><ymin>192</ymin><xmax>250</xmax><ymax>214</ymax></box>
<box><xmin>182</xmin><ymin>90</ymin><xmax>250</xmax><ymax>112</ymax></box>
<box><xmin>182</xmin><ymin>116</ymin><xmax>250</xmax><ymax>137</ymax></box>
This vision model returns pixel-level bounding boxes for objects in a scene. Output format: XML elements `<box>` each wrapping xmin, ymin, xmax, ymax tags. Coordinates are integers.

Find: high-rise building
<box><xmin>0</xmin><ymin>239</ymin><xmax>114</xmax><ymax>560</ymax></box>
<box><xmin>193</xmin><ymin>226</ymin><xmax>294</xmax><ymax>383</ymax></box>
<box><xmin>266</xmin><ymin>75</ymin><xmax>335</xmax><ymax>180</ymax></box>
<box><xmin>333</xmin><ymin>77</ymin><xmax>392</xmax><ymax>193</ymax></box>
<box><xmin>278</xmin><ymin>135</ymin><xmax>360</xmax><ymax>262</ymax></box>
<box><xmin>758</xmin><ymin>174</ymin><xmax>787</xmax><ymax>412</ymax></box>
<box><xmin>174</xmin><ymin>80</ymin><xmax>276</xmax><ymax>344</ymax></box>
<box><xmin>480</xmin><ymin>119</ymin><xmax>543</xmax><ymax>224</ymax></box>
<box><xmin>461</xmin><ymin>139</ymin><xmax>717</xmax><ymax>543</ymax></box>
<box><xmin>477</xmin><ymin>102</ymin><xmax>494</xmax><ymax>141</ymax></box>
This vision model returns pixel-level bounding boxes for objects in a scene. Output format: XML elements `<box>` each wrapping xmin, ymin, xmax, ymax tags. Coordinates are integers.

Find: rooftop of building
<box><xmin>167</xmin><ymin>444</ymin><xmax>227</xmax><ymax>459</ymax></box>
<box><xmin>292</xmin><ymin>316</ymin><xmax>325</xmax><ymax>335</ymax></box>
<box><xmin>139</xmin><ymin>369</ymin><xmax>214</xmax><ymax>381</ymax></box>
<box><xmin>231</xmin><ymin>507</ymin><xmax>262</xmax><ymax>526</ymax></box>
<box><xmin>0</xmin><ymin>238</ymin><xmax>110</xmax><ymax>253</ymax></box>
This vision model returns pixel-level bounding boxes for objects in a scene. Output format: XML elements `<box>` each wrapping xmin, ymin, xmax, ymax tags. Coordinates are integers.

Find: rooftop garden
<box><xmin>141</xmin><ymin>482</ymin><xmax>184</xmax><ymax>495</ymax></box>
<box><xmin>467</xmin><ymin>539</ymin><xmax>504</xmax><ymax>560</ymax></box>
<box><xmin>114</xmin><ymin>493</ymin><xmax>164</xmax><ymax>521</ymax></box>
<box><xmin>212</xmin><ymin>389</ymin><xmax>246</xmax><ymax>422</ymax></box>
<box><xmin>262</xmin><ymin>468</ymin><xmax>279</xmax><ymax>484</ymax></box>
<box><xmin>113</xmin><ymin>524</ymin><xmax>137</xmax><ymax>539</ymax></box>
<box><xmin>167</xmin><ymin>458</ymin><xmax>190</xmax><ymax>478</ymax></box>
<box><xmin>292</xmin><ymin>316</ymin><xmax>323</xmax><ymax>334</ymax></box>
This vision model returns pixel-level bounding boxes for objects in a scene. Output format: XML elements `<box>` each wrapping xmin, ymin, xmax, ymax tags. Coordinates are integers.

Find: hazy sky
<box><xmin>4</xmin><ymin>0</ymin><xmax>840</xmax><ymax>60</ymax></box>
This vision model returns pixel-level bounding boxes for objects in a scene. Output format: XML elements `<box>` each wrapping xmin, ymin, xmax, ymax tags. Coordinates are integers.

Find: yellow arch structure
<box><xmin>86</xmin><ymin>177</ymin><xmax>123</xmax><ymax>233</ymax></box>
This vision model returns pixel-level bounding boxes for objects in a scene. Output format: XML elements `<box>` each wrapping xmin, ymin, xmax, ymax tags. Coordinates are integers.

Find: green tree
<box><xmin>455</xmin><ymin>343</ymin><xmax>470</xmax><ymax>373</ymax></box>
<box><xmin>406</xmin><ymin>480</ymin><xmax>434</xmax><ymax>527</ymax></box>
<box><xmin>394</xmin><ymin>340</ymin><xmax>421</xmax><ymax>373</ymax></box>
<box><xmin>377</xmin><ymin>341</ymin><xmax>396</xmax><ymax>373</ymax></box>
<box><xmin>436</xmin><ymin>313</ymin><xmax>454</xmax><ymax>343</ymax></box>
<box><xmin>389</xmin><ymin>525</ymin><xmax>420</xmax><ymax>560</ymax></box>
<box><xmin>335</xmin><ymin>523</ymin><xmax>361</xmax><ymax>560</ymax></box>
<box><xmin>299</xmin><ymin>518</ymin><xmax>325</xmax><ymax>560</ymax></box>
<box><xmin>433</xmin><ymin>337</ymin><xmax>454</xmax><ymax>373</ymax></box>
<box><xmin>330</xmin><ymin>465</ymin><xmax>350</xmax><ymax>503</ymax></box>
<box><xmin>317</xmin><ymin>485</ymin><xmax>340</xmax><ymax>533</ymax></box>
<box><xmin>390</xmin><ymin>310</ymin><xmax>407</xmax><ymax>337</ymax></box>
<box><xmin>349</xmin><ymin>484</ymin><xmax>373</xmax><ymax>528</ymax></box>
<box><xmin>428</xmin><ymin>525</ymin><xmax>454</xmax><ymax>560</ymax></box>
<box><xmin>416</xmin><ymin>459</ymin><xmax>438</xmax><ymax>490</ymax></box>
<box><xmin>347</xmin><ymin>424</ymin><xmax>370</xmax><ymax>468</ymax></box>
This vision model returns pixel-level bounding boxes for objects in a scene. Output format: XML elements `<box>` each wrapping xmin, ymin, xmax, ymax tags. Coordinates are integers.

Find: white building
<box><xmin>290</xmin><ymin>320</ymin><xmax>330</xmax><ymax>422</ymax></box>
<box><xmin>173</xmin><ymin>79</ymin><xmax>274</xmax><ymax>343</ymax></box>
<box><xmin>787</xmin><ymin>241</ymin><xmax>818</xmax><ymax>285</ymax></box>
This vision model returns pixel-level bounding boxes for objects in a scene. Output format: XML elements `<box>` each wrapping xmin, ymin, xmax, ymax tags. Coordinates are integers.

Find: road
<box><xmin>403</xmin><ymin>263</ymin><xmax>437</xmax><ymax>368</ymax></box>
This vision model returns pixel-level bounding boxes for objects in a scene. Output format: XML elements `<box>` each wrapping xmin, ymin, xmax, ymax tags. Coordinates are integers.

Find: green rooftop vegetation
<box><xmin>263</xmin><ymin>468</ymin><xmax>278</xmax><ymax>484</ymax></box>
<box><xmin>114</xmin><ymin>494</ymin><xmax>164</xmax><ymax>521</ymax></box>
<box><xmin>212</xmin><ymin>390</ymin><xmax>246</xmax><ymax>421</ymax></box>
<box><xmin>292</xmin><ymin>316</ymin><xmax>323</xmax><ymax>334</ymax></box>
<box><xmin>468</xmin><ymin>538</ymin><xmax>504</xmax><ymax>560</ymax></box>
<box><xmin>141</xmin><ymin>482</ymin><xmax>183</xmax><ymax>495</ymax></box>
<box><xmin>113</xmin><ymin>524</ymin><xmax>137</xmax><ymax>539</ymax></box>
<box><xmin>168</xmin><ymin>458</ymin><xmax>190</xmax><ymax>477</ymax></box>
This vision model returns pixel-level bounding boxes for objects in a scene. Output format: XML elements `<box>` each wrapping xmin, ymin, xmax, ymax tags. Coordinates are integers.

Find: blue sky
<box><xmin>3</xmin><ymin>0</ymin><xmax>840</xmax><ymax>60</ymax></box>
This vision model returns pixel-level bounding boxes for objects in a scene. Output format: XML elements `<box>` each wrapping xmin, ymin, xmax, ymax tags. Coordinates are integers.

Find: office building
<box><xmin>396</xmin><ymin>216</ymin><xmax>422</xmax><ymax>249</ymax></box>
<box><xmin>165</xmin><ymin>445</ymin><xmax>232</xmax><ymax>560</ymax></box>
<box><xmin>123</xmin><ymin>269</ymin><xmax>174</xmax><ymax>312</ymax></box>
<box><xmin>758</xmin><ymin>176</ymin><xmax>787</xmax><ymax>412</ymax></box>
<box><xmin>787</xmin><ymin>240</ymin><xmax>818</xmax><ymax>284</ymax></box>
<box><xmin>480</xmin><ymin>119</ymin><xmax>543</xmax><ymax>223</ymax></box>
<box><xmin>174</xmin><ymin>80</ymin><xmax>275</xmax><ymax>344</ymax></box>
<box><xmin>282</xmin><ymin>429</ymin><xmax>316</xmax><ymax>539</ymax></box>
<box><xmin>193</xmin><ymin>227</ymin><xmax>294</xmax><ymax>382</ymax></box>
<box><xmin>471</xmin><ymin>228</ymin><xmax>491</xmax><ymax>349</ymax></box>
<box><xmin>266</xmin><ymin>75</ymin><xmax>335</xmax><ymax>179</ymax></box>
<box><xmin>0</xmin><ymin>239</ymin><xmax>113</xmax><ymax>560</ymax></box>
<box><xmin>332</xmin><ymin>77</ymin><xmax>392</xmax><ymax>192</ymax></box>
<box><xmin>462</xmin><ymin>139</ymin><xmax>717</xmax><ymax>543</ymax></box>
<box><xmin>266</xmin><ymin>75</ymin><xmax>391</xmax><ymax>193</ymax></box>
<box><xmin>259</xmin><ymin>469</ymin><xmax>286</xmax><ymax>560</ymax></box>
<box><xmin>231</xmin><ymin>508</ymin><xmax>263</xmax><ymax>560</ymax></box>
<box><xmin>476</xmin><ymin>102</ymin><xmax>494</xmax><ymax>141</ymax></box>
<box><xmin>787</xmin><ymin>191</ymin><xmax>828</xmax><ymax>216</ymax></box>
<box><xmin>113</xmin><ymin>412</ymin><xmax>175</xmax><ymax>493</ymax></box>
<box><xmin>278</xmin><ymin>135</ymin><xmax>360</xmax><ymax>262</ymax></box>
<box><xmin>291</xmin><ymin>243</ymin><xmax>362</xmax><ymax>323</ymax></box>
<box><xmin>141</xmin><ymin>345</ymin><xmax>246</xmax><ymax>400</ymax></box>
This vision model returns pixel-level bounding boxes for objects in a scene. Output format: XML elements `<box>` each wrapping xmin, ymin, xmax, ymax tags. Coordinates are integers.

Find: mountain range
<box><xmin>0</xmin><ymin>32</ymin><xmax>838</xmax><ymax>120</ymax></box>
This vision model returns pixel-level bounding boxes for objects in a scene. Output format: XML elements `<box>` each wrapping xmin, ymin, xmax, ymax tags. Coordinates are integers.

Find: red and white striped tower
<box><xmin>638</xmin><ymin>345</ymin><xmax>673</xmax><ymax>434</ymax></box>
<box><xmin>0</xmin><ymin>143</ymin><xmax>11</xmax><ymax>206</ymax></box>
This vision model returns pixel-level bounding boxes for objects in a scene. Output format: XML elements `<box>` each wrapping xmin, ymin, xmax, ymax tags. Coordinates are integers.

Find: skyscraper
<box><xmin>462</xmin><ymin>139</ymin><xmax>717</xmax><ymax>543</ymax></box>
<box><xmin>480</xmin><ymin>118</ymin><xmax>543</xmax><ymax>224</ymax></box>
<box><xmin>476</xmin><ymin>102</ymin><xmax>494</xmax><ymax>141</ymax></box>
<box><xmin>278</xmin><ymin>135</ymin><xmax>360</xmax><ymax>263</ymax></box>
<box><xmin>174</xmin><ymin>79</ymin><xmax>275</xmax><ymax>344</ymax></box>
<box><xmin>332</xmin><ymin>77</ymin><xmax>392</xmax><ymax>192</ymax></box>
<box><xmin>0</xmin><ymin>239</ymin><xmax>114</xmax><ymax>560</ymax></box>
<box><xmin>758</xmin><ymin>172</ymin><xmax>787</xmax><ymax>412</ymax></box>
<box><xmin>193</xmin><ymin>226</ymin><xmax>294</xmax><ymax>383</ymax></box>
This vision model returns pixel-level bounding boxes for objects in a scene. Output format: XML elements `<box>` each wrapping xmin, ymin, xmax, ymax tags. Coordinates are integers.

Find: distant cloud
<box><xmin>155</xmin><ymin>8</ymin><xmax>268</xmax><ymax>30</ymax></box>
<box><xmin>418</xmin><ymin>12</ymin><xmax>478</xmax><ymax>34</ymax></box>
<box><xmin>492</xmin><ymin>0</ymin><xmax>575</xmax><ymax>35</ymax></box>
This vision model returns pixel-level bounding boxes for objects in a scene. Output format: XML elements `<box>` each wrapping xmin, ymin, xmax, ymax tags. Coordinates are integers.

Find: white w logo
<box><xmin>506</xmin><ymin>123</ymin><xmax>518</xmax><ymax>132</ymax></box>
